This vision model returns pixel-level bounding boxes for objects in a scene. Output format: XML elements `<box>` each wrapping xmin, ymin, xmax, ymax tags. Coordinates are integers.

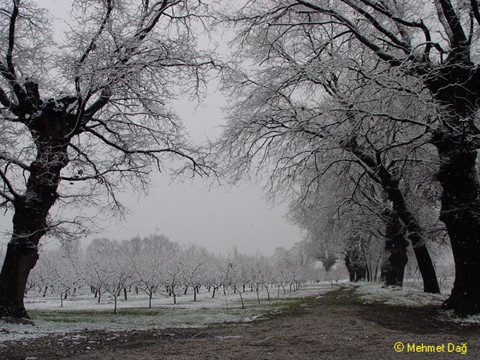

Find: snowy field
<box><xmin>2</xmin><ymin>279</ymin><xmax>479</xmax><ymax>345</ymax></box>
<box><xmin>0</xmin><ymin>282</ymin><xmax>337</xmax><ymax>343</ymax></box>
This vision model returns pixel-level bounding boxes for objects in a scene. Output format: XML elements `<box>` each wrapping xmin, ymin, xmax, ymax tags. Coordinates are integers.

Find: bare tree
<box><xmin>132</xmin><ymin>252</ymin><xmax>163</xmax><ymax>309</ymax></box>
<box><xmin>180</xmin><ymin>244</ymin><xmax>208</xmax><ymax>301</ymax></box>
<box><xmin>0</xmin><ymin>0</ymin><xmax>218</xmax><ymax>318</ymax></box>
<box><xmin>218</xmin><ymin>32</ymin><xmax>440</xmax><ymax>291</ymax></box>
<box><xmin>219</xmin><ymin>0</ymin><xmax>480</xmax><ymax>312</ymax></box>
<box><xmin>289</xmin><ymin>174</ymin><xmax>388</xmax><ymax>284</ymax></box>
<box><xmin>85</xmin><ymin>241</ymin><xmax>133</xmax><ymax>315</ymax></box>
<box><xmin>32</xmin><ymin>247</ymin><xmax>82</xmax><ymax>307</ymax></box>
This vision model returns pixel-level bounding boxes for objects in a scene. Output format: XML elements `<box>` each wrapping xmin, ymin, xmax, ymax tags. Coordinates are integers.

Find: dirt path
<box><xmin>1</xmin><ymin>286</ymin><xmax>479</xmax><ymax>359</ymax></box>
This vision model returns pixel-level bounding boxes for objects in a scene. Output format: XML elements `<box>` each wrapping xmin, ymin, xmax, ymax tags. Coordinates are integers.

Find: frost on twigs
<box><xmin>0</xmin><ymin>0</ymin><xmax>219</xmax><ymax>319</ymax></box>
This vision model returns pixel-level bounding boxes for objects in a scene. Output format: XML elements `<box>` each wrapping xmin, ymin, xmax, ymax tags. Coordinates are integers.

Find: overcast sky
<box><xmin>0</xmin><ymin>1</ymin><xmax>304</xmax><ymax>257</ymax></box>
<box><xmin>80</xmin><ymin>93</ymin><xmax>304</xmax><ymax>256</ymax></box>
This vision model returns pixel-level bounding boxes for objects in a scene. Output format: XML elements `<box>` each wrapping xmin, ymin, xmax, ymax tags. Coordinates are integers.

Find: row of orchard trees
<box><xmin>27</xmin><ymin>235</ymin><xmax>322</xmax><ymax>314</ymax></box>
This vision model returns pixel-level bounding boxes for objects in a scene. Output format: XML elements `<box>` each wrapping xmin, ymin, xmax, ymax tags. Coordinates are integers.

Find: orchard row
<box><xmin>26</xmin><ymin>235</ymin><xmax>346</xmax><ymax>313</ymax></box>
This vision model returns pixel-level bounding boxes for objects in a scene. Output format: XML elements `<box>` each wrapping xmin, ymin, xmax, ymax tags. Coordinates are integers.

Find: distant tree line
<box><xmin>26</xmin><ymin>234</ymin><xmax>329</xmax><ymax>314</ymax></box>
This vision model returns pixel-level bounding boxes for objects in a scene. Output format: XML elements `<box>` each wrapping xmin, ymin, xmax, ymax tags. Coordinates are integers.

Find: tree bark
<box><xmin>426</xmin><ymin>62</ymin><xmax>480</xmax><ymax>315</ymax></box>
<box><xmin>382</xmin><ymin>210</ymin><xmax>409</xmax><ymax>287</ymax></box>
<box><xmin>433</xmin><ymin>133</ymin><xmax>480</xmax><ymax>315</ymax></box>
<box><xmin>0</xmin><ymin>112</ymin><xmax>70</xmax><ymax>318</ymax></box>
<box><xmin>0</xmin><ymin>241</ymin><xmax>38</xmax><ymax>318</ymax></box>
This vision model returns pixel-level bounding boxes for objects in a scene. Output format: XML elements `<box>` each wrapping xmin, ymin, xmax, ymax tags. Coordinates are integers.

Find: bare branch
<box><xmin>6</xmin><ymin>0</ymin><xmax>19</xmax><ymax>76</ymax></box>
<box><xmin>294</xmin><ymin>0</ymin><xmax>403</xmax><ymax>65</ymax></box>
<box><xmin>341</xmin><ymin>0</ymin><xmax>410</xmax><ymax>54</ymax></box>
<box><xmin>0</xmin><ymin>166</ymin><xmax>19</xmax><ymax>200</ymax></box>
<box><xmin>436</xmin><ymin>0</ymin><xmax>468</xmax><ymax>50</ymax></box>
<box><xmin>75</xmin><ymin>0</ymin><xmax>114</xmax><ymax>96</ymax></box>
<box><xmin>0</xmin><ymin>154</ymin><xmax>30</xmax><ymax>171</ymax></box>
<box><xmin>471</xmin><ymin>0</ymin><xmax>480</xmax><ymax>26</ymax></box>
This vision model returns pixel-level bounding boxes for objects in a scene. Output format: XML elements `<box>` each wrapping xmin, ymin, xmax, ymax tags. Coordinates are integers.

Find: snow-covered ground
<box><xmin>0</xmin><ymin>282</ymin><xmax>336</xmax><ymax>343</ymax></box>
<box><xmin>2</xmin><ymin>279</ymin><xmax>479</xmax><ymax>345</ymax></box>
<box><xmin>354</xmin><ymin>279</ymin><xmax>480</xmax><ymax>325</ymax></box>
<box><xmin>355</xmin><ymin>280</ymin><xmax>448</xmax><ymax>307</ymax></box>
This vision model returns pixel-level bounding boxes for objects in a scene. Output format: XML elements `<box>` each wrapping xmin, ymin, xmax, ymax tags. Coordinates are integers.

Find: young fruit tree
<box><xmin>219</xmin><ymin>0</ymin><xmax>480</xmax><ymax>316</ymax></box>
<box><xmin>85</xmin><ymin>241</ymin><xmax>133</xmax><ymax>315</ymax></box>
<box><xmin>0</xmin><ymin>0</ymin><xmax>216</xmax><ymax>318</ymax></box>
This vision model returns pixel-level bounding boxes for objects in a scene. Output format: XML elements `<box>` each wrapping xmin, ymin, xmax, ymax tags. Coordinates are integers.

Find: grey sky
<box><xmin>105</xmin><ymin>94</ymin><xmax>304</xmax><ymax>256</ymax></box>
<box><xmin>0</xmin><ymin>0</ymin><xmax>304</xmax><ymax>256</ymax></box>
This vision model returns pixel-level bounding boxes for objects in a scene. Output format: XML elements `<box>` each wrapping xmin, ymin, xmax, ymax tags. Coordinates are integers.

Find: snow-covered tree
<box><xmin>32</xmin><ymin>248</ymin><xmax>82</xmax><ymax>307</ymax></box>
<box><xmin>180</xmin><ymin>244</ymin><xmax>209</xmax><ymax>301</ymax></box>
<box><xmin>85</xmin><ymin>239</ymin><xmax>133</xmax><ymax>314</ymax></box>
<box><xmin>0</xmin><ymin>0</ymin><xmax>218</xmax><ymax>318</ymax></box>
<box><xmin>217</xmin><ymin>0</ymin><xmax>480</xmax><ymax>317</ymax></box>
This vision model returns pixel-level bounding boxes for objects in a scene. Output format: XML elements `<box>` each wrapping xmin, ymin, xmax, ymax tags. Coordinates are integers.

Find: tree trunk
<box><xmin>382</xmin><ymin>210</ymin><xmax>409</xmax><ymax>287</ymax></box>
<box><xmin>114</xmin><ymin>296</ymin><xmax>118</xmax><ymax>315</ymax></box>
<box><xmin>345</xmin><ymin>139</ymin><xmax>440</xmax><ymax>293</ymax></box>
<box><xmin>236</xmin><ymin>286</ymin><xmax>245</xmax><ymax>309</ymax></box>
<box><xmin>0</xmin><ymin>114</ymin><xmax>70</xmax><ymax>318</ymax></box>
<box><xmin>434</xmin><ymin>134</ymin><xmax>480</xmax><ymax>315</ymax></box>
<box><xmin>409</xmin><ymin>233</ymin><xmax>440</xmax><ymax>294</ymax></box>
<box><xmin>345</xmin><ymin>254</ymin><xmax>355</xmax><ymax>282</ymax></box>
<box><xmin>344</xmin><ymin>237</ymin><xmax>368</xmax><ymax>282</ymax></box>
<box><xmin>423</xmin><ymin>59</ymin><xmax>480</xmax><ymax>314</ymax></box>
<box><xmin>0</xmin><ymin>201</ymin><xmax>52</xmax><ymax>318</ymax></box>
<box><xmin>0</xmin><ymin>242</ymin><xmax>38</xmax><ymax>318</ymax></box>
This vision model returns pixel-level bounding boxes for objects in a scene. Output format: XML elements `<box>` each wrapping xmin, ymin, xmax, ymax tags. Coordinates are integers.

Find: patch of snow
<box><xmin>0</xmin><ymin>282</ymin><xmax>335</xmax><ymax>344</ymax></box>
<box><xmin>353</xmin><ymin>280</ymin><xmax>480</xmax><ymax>325</ymax></box>
<box><xmin>437</xmin><ymin>310</ymin><xmax>480</xmax><ymax>325</ymax></box>
<box><xmin>355</xmin><ymin>281</ymin><xmax>447</xmax><ymax>307</ymax></box>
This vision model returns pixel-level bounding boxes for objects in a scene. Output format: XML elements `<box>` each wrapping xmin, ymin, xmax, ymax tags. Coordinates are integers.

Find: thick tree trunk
<box><xmin>383</xmin><ymin>210</ymin><xmax>409</xmax><ymax>287</ymax></box>
<box><xmin>425</xmin><ymin>61</ymin><xmax>480</xmax><ymax>315</ymax></box>
<box><xmin>387</xmin><ymin>195</ymin><xmax>440</xmax><ymax>293</ymax></box>
<box><xmin>409</xmin><ymin>233</ymin><xmax>440</xmax><ymax>294</ymax></box>
<box><xmin>0</xmin><ymin>241</ymin><xmax>38</xmax><ymax>318</ymax></box>
<box><xmin>0</xmin><ymin>127</ymin><xmax>69</xmax><ymax>318</ymax></box>
<box><xmin>434</xmin><ymin>136</ymin><xmax>480</xmax><ymax>316</ymax></box>
<box><xmin>0</xmin><ymin>195</ymin><xmax>54</xmax><ymax>318</ymax></box>
<box><xmin>388</xmin><ymin>188</ymin><xmax>440</xmax><ymax>293</ymax></box>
